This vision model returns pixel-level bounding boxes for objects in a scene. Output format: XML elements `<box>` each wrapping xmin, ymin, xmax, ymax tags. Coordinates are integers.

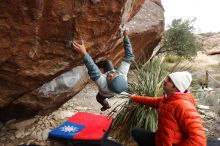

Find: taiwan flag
<box><xmin>48</xmin><ymin>112</ymin><xmax>113</xmax><ymax>144</ymax></box>
<box><xmin>48</xmin><ymin>121</ymin><xmax>85</xmax><ymax>139</ymax></box>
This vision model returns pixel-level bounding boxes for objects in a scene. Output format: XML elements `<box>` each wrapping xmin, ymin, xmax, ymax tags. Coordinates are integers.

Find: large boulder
<box><xmin>0</xmin><ymin>0</ymin><xmax>164</xmax><ymax>121</ymax></box>
<box><xmin>197</xmin><ymin>32</ymin><xmax>220</xmax><ymax>55</ymax></box>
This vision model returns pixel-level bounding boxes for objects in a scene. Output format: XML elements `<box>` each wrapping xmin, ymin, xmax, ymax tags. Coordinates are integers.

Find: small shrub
<box><xmin>164</xmin><ymin>55</ymin><xmax>181</xmax><ymax>63</ymax></box>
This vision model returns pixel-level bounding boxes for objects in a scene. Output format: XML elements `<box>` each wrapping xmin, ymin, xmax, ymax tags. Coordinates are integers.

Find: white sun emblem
<box><xmin>60</xmin><ymin>125</ymin><xmax>79</xmax><ymax>133</ymax></box>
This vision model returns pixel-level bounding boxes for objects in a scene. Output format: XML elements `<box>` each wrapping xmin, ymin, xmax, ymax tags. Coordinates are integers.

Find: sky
<box><xmin>161</xmin><ymin>0</ymin><xmax>220</xmax><ymax>33</ymax></box>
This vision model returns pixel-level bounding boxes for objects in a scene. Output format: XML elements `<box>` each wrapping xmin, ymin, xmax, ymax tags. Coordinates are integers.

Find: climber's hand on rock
<box><xmin>72</xmin><ymin>39</ymin><xmax>88</xmax><ymax>56</ymax></box>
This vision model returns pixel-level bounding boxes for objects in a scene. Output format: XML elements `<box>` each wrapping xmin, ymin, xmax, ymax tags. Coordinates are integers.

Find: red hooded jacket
<box><xmin>131</xmin><ymin>92</ymin><xmax>207</xmax><ymax>146</ymax></box>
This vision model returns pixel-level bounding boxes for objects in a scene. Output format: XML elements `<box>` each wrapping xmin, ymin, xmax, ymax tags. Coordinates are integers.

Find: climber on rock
<box><xmin>72</xmin><ymin>30</ymin><xmax>134</xmax><ymax>111</ymax></box>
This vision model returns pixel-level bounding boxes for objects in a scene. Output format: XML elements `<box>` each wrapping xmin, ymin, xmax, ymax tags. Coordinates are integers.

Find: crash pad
<box><xmin>48</xmin><ymin>112</ymin><xmax>113</xmax><ymax>145</ymax></box>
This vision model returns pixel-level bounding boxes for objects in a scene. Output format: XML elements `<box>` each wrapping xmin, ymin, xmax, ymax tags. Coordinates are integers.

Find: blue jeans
<box><xmin>132</xmin><ymin>128</ymin><xmax>155</xmax><ymax>146</ymax></box>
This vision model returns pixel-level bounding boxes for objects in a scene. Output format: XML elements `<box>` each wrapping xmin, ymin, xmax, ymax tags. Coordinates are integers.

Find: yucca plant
<box><xmin>109</xmin><ymin>58</ymin><xmax>169</xmax><ymax>144</ymax></box>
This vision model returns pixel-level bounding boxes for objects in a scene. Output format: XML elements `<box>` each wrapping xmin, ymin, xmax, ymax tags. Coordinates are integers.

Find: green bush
<box><xmin>159</xmin><ymin>18</ymin><xmax>201</xmax><ymax>60</ymax></box>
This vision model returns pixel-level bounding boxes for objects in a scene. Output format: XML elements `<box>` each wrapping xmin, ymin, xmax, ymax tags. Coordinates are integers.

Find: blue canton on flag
<box><xmin>49</xmin><ymin>121</ymin><xmax>85</xmax><ymax>139</ymax></box>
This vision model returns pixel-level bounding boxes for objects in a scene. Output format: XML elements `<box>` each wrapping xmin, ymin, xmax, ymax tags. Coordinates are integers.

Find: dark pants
<box><xmin>96</xmin><ymin>93</ymin><xmax>111</xmax><ymax>108</ymax></box>
<box><xmin>95</xmin><ymin>60</ymin><xmax>114</xmax><ymax>108</ymax></box>
<box><xmin>132</xmin><ymin>128</ymin><xmax>156</xmax><ymax>146</ymax></box>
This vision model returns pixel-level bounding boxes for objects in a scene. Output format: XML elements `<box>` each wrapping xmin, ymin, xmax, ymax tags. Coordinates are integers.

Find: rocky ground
<box><xmin>0</xmin><ymin>52</ymin><xmax>220</xmax><ymax>146</ymax></box>
<box><xmin>0</xmin><ymin>82</ymin><xmax>128</xmax><ymax>146</ymax></box>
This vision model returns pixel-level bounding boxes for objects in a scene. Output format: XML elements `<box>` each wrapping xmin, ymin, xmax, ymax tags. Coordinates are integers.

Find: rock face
<box><xmin>0</xmin><ymin>0</ymin><xmax>164</xmax><ymax>121</ymax></box>
<box><xmin>197</xmin><ymin>32</ymin><xmax>220</xmax><ymax>55</ymax></box>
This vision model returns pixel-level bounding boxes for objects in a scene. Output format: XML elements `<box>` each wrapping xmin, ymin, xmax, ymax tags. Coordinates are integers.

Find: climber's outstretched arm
<box><xmin>117</xmin><ymin>30</ymin><xmax>135</xmax><ymax>76</ymax></box>
<box><xmin>72</xmin><ymin>40</ymin><xmax>101</xmax><ymax>81</ymax></box>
